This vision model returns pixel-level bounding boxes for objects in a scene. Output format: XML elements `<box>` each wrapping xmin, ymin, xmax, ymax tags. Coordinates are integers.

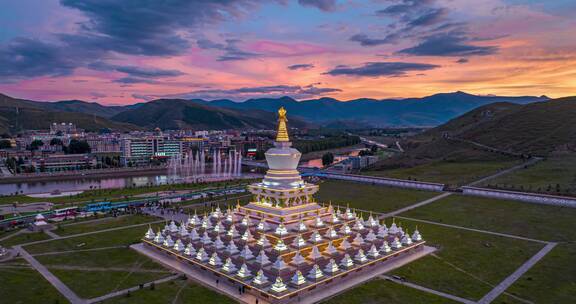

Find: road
<box><xmin>380</xmin><ymin>192</ymin><xmax>452</xmax><ymax>218</ymax></box>
<box><xmin>478</xmin><ymin>242</ymin><xmax>557</xmax><ymax>304</ymax></box>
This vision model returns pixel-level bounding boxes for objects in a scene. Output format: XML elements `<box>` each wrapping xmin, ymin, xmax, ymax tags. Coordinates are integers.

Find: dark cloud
<box><xmin>88</xmin><ymin>62</ymin><xmax>184</xmax><ymax>78</ymax></box>
<box><xmin>298</xmin><ymin>0</ymin><xmax>337</xmax><ymax>12</ymax></box>
<box><xmin>287</xmin><ymin>64</ymin><xmax>315</xmax><ymax>70</ymax></box>
<box><xmin>349</xmin><ymin>34</ymin><xmax>397</xmax><ymax>47</ymax></box>
<box><xmin>400</xmin><ymin>32</ymin><xmax>498</xmax><ymax>56</ymax></box>
<box><xmin>456</xmin><ymin>58</ymin><xmax>469</xmax><ymax>64</ymax></box>
<box><xmin>0</xmin><ymin>38</ymin><xmax>84</xmax><ymax>81</ymax></box>
<box><xmin>144</xmin><ymin>84</ymin><xmax>341</xmax><ymax>101</ymax></box>
<box><xmin>325</xmin><ymin>62</ymin><xmax>439</xmax><ymax>77</ymax></box>
<box><xmin>59</xmin><ymin>0</ymin><xmax>272</xmax><ymax>56</ymax></box>
<box><xmin>113</xmin><ymin>77</ymin><xmax>159</xmax><ymax>84</ymax></box>
<box><xmin>197</xmin><ymin>38</ymin><xmax>260</xmax><ymax>61</ymax></box>
<box><xmin>90</xmin><ymin>92</ymin><xmax>107</xmax><ymax>98</ymax></box>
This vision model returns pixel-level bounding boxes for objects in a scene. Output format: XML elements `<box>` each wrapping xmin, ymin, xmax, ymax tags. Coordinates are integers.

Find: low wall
<box><xmin>462</xmin><ymin>186</ymin><xmax>576</xmax><ymax>208</ymax></box>
<box><xmin>313</xmin><ymin>172</ymin><xmax>445</xmax><ymax>192</ymax></box>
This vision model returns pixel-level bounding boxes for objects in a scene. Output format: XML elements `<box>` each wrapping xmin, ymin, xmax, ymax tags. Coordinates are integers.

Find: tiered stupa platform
<box><xmin>140</xmin><ymin>107</ymin><xmax>427</xmax><ymax>303</ymax></box>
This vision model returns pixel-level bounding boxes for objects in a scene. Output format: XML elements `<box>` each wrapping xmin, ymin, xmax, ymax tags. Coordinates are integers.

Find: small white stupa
<box><xmin>213</xmin><ymin>221</ymin><xmax>225</xmax><ymax>234</ymax></box>
<box><xmin>275</xmin><ymin>222</ymin><xmax>289</xmax><ymax>236</ymax></box>
<box><xmin>187</xmin><ymin>212</ymin><xmax>200</xmax><ymax>226</ymax></box>
<box><xmin>309</xmin><ymin>231</ymin><xmax>323</xmax><ymax>243</ymax></box>
<box><xmin>255</xmin><ymin>250</ymin><xmax>271</xmax><ymax>266</ymax></box>
<box><xmin>214</xmin><ymin>236</ymin><xmax>225</xmax><ymax>249</ymax></box>
<box><xmin>226</xmin><ymin>241</ymin><xmax>239</xmax><ymax>254</ymax></box>
<box><xmin>272</xmin><ymin>257</ymin><xmax>289</xmax><ymax>271</ymax></box>
<box><xmin>256</xmin><ymin>219</ymin><xmax>269</xmax><ymax>232</ymax></box>
<box><xmin>196</xmin><ymin>247</ymin><xmax>209</xmax><ymax>262</ymax></box>
<box><xmin>163</xmin><ymin>235</ymin><xmax>175</xmax><ymax>247</ymax></box>
<box><xmin>173</xmin><ymin>239</ymin><xmax>185</xmax><ymax>252</ymax></box>
<box><xmin>227</xmin><ymin>225</ymin><xmax>239</xmax><ymax>238</ymax></box>
<box><xmin>144</xmin><ymin>227</ymin><xmax>155</xmax><ymax>240</ymax></box>
<box><xmin>367</xmin><ymin>244</ymin><xmax>380</xmax><ymax>258</ymax></box>
<box><xmin>324</xmin><ymin>227</ymin><xmax>338</xmax><ymax>239</ymax></box>
<box><xmin>314</xmin><ymin>216</ymin><xmax>324</xmax><ymax>228</ymax></box>
<box><xmin>241</xmin><ymin>215</ymin><xmax>252</xmax><ymax>227</ymax></box>
<box><xmin>390</xmin><ymin>237</ymin><xmax>402</xmax><ymax>249</ymax></box>
<box><xmin>292</xmin><ymin>234</ymin><xmax>307</xmax><ymax>248</ymax></box>
<box><xmin>189</xmin><ymin>228</ymin><xmax>200</xmax><ymax>240</ymax></box>
<box><xmin>169</xmin><ymin>220</ymin><xmax>178</xmax><ymax>233</ymax></box>
<box><xmin>184</xmin><ymin>243</ymin><xmax>196</xmax><ymax>256</ymax></box>
<box><xmin>324</xmin><ymin>258</ymin><xmax>340</xmax><ymax>274</ymax></box>
<box><xmin>297</xmin><ymin>220</ymin><xmax>308</xmax><ymax>232</ymax></box>
<box><xmin>291</xmin><ymin>251</ymin><xmax>306</xmax><ymax>265</ymax></box>
<box><xmin>208</xmin><ymin>252</ymin><xmax>222</xmax><ymax>266</ymax></box>
<box><xmin>339</xmin><ymin>223</ymin><xmax>351</xmax><ymax>235</ymax></box>
<box><xmin>339</xmin><ymin>238</ymin><xmax>352</xmax><ymax>250</ymax></box>
<box><xmin>178</xmin><ymin>224</ymin><xmax>189</xmax><ymax>237</ymax></box>
<box><xmin>291</xmin><ymin>270</ymin><xmax>307</xmax><ymax>286</ymax></box>
<box><xmin>271</xmin><ymin>277</ymin><xmax>287</xmax><ymax>293</ymax></box>
<box><xmin>273</xmin><ymin>238</ymin><xmax>288</xmax><ymax>252</ymax></box>
<box><xmin>365</xmin><ymin>230</ymin><xmax>377</xmax><ymax>242</ymax></box>
<box><xmin>241</xmin><ymin>229</ymin><xmax>254</xmax><ymax>242</ymax></box>
<box><xmin>253</xmin><ymin>269</ymin><xmax>269</xmax><ymax>285</ymax></box>
<box><xmin>240</xmin><ymin>245</ymin><xmax>255</xmax><ymax>260</ymax></box>
<box><xmin>201</xmin><ymin>232</ymin><xmax>212</xmax><ymax>245</ymax></box>
<box><xmin>154</xmin><ymin>230</ymin><xmax>165</xmax><ymax>244</ymax></box>
<box><xmin>308</xmin><ymin>245</ymin><xmax>323</xmax><ymax>260</ymax></box>
<box><xmin>412</xmin><ymin>227</ymin><xmax>423</xmax><ymax>242</ymax></box>
<box><xmin>222</xmin><ymin>257</ymin><xmax>237</xmax><ymax>273</ymax></box>
<box><xmin>325</xmin><ymin>241</ymin><xmax>338</xmax><ymax>255</ymax></box>
<box><xmin>237</xmin><ymin>263</ymin><xmax>252</xmax><ymax>279</ymax></box>
<box><xmin>340</xmin><ymin>253</ymin><xmax>354</xmax><ymax>268</ymax></box>
<box><xmin>354</xmin><ymin>249</ymin><xmax>368</xmax><ymax>263</ymax></box>
<box><xmin>377</xmin><ymin>224</ymin><xmax>389</xmax><ymax>238</ymax></box>
<box><xmin>307</xmin><ymin>264</ymin><xmax>324</xmax><ymax>280</ymax></box>
<box><xmin>352</xmin><ymin>233</ymin><xmax>365</xmax><ymax>246</ymax></box>
<box><xmin>257</xmin><ymin>234</ymin><xmax>271</xmax><ymax>247</ymax></box>
<box><xmin>379</xmin><ymin>241</ymin><xmax>392</xmax><ymax>253</ymax></box>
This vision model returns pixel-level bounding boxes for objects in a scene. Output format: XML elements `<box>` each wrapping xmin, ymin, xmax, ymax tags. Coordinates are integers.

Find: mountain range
<box><xmin>384</xmin><ymin>96</ymin><xmax>576</xmax><ymax>167</ymax></box>
<box><xmin>0</xmin><ymin>91</ymin><xmax>551</xmax><ymax>133</ymax></box>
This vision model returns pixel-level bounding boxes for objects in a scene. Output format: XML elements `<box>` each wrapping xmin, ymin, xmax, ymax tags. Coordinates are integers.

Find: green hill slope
<box><xmin>110</xmin><ymin>99</ymin><xmax>309</xmax><ymax>130</ymax></box>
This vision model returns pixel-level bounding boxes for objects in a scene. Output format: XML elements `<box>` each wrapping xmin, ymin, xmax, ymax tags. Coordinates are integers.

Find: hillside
<box><xmin>382</xmin><ymin>96</ymin><xmax>576</xmax><ymax>167</ymax></box>
<box><xmin>203</xmin><ymin>92</ymin><xmax>548</xmax><ymax>127</ymax></box>
<box><xmin>110</xmin><ymin>99</ymin><xmax>309</xmax><ymax>130</ymax></box>
<box><xmin>41</xmin><ymin>100</ymin><xmax>126</xmax><ymax>118</ymax></box>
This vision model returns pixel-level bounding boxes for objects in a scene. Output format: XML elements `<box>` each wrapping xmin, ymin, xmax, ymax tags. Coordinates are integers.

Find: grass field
<box><xmin>495</xmin><ymin>243</ymin><xmax>576</xmax><ymax>304</ymax></box>
<box><xmin>0</xmin><ymin>231</ymin><xmax>51</xmax><ymax>248</ymax></box>
<box><xmin>103</xmin><ymin>278</ymin><xmax>236</xmax><ymax>304</ymax></box>
<box><xmin>25</xmin><ymin>223</ymin><xmax>162</xmax><ymax>254</ymax></box>
<box><xmin>51</xmin><ymin>268</ymin><xmax>170</xmax><ymax>299</ymax></box>
<box><xmin>324</xmin><ymin>278</ymin><xmax>459</xmax><ymax>304</ymax></box>
<box><xmin>36</xmin><ymin>247</ymin><xmax>166</xmax><ymax>270</ymax></box>
<box><xmin>54</xmin><ymin>214</ymin><xmax>161</xmax><ymax>236</ymax></box>
<box><xmin>363</xmin><ymin>160</ymin><xmax>519</xmax><ymax>185</ymax></box>
<box><xmin>401</xmin><ymin>194</ymin><xmax>576</xmax><ymax>242</ymax></box>
<box><xmin>483</xmin><ymin>154</ymin><xmax>576</xmax><ymax>195</ymax></box>
<box><xmin>316</xmin><ymin>180</ymin><xmax>438</xmax><ymax>213</ymax></box>
<box><xmin>0</xmin><ymin>265</ymin><xmax>68</xmax><ymax>304</ymax></box>
<box><xmin>388</xmin><ymin>219</ymin><xmax>543</xmax><ymax>301</ymax></box>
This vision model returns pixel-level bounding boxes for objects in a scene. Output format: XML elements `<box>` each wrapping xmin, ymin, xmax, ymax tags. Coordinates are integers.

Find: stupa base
<box><xmin>132</xmin><ymin>242</ymin><xmax>435</xmax><ymax>304</ymax></box>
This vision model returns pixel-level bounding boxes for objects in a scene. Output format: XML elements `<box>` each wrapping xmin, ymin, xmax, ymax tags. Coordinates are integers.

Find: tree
<box><xmin>66</xmin><ymin>139</ymin><xmax>91</xmax><ymax>154</ymax></box>
<box><xmin>0</xmin><ymin>139</ymin><xmax>11</xmax><ymax>149</ymax></box>
<box><xmin>322</xmin><ymin>152</ymin><xmax>334</xmax><ymax>166</ymax></box>
<box><xmin>29</xmin><ymin>139</ymin><xmax>44</xmax><ymax>151</ymax></box>
<box><xmin>50</xmin><ymin>138</ymin><xmax>63</xmax><ymax>146</ymax></box>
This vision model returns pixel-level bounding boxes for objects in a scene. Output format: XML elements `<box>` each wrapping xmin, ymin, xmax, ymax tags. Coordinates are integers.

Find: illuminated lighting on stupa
<box><xmin>141</xmin><ymin>107</ymin><xmax>426</xmax><ymax>302</ymax></box>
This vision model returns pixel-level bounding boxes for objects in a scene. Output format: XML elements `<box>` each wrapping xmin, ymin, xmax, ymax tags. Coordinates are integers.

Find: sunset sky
<box><xmin>0</xmin><ymin>0</ymin><xmax>575</xmax><ymax>105</ymax></box>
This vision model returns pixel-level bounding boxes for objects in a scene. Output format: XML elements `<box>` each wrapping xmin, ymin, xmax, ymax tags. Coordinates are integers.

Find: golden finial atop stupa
<box><xmin>276</xmin><ymin>106</ymin><xmax>290</xmax><ymax>142</ymax></box>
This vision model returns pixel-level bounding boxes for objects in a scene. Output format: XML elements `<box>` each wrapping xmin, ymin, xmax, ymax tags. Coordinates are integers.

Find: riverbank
<box><xmin>0</xmin><ymin>166</ymin><xmax>168</xmax><ymax>185</ymax></box>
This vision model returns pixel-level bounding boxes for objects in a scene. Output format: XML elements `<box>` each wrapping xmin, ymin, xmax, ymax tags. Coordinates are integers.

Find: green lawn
<box><xmin>483</xmin><ymin>154</ymin><xmax>576</xmax><ymax>196</ymax></box>
<box><xmin>495</xmin><ymin>244</ymin><xmax>576</xmax><ymax>304</ymax></box>
<box><xmin>24</xmin><ymin>223</ymin><xmax>162</xmax><ymax>254</ymax></box>
<box><xmin>0</xmin><ymin>231</ymin><xmax>51</xmax><ymax>248</ymax></box>
<box><xmin>0</xmin><ymin>264</ymin><xmax>68</xmax><ymax>304</ymax></box>
<box><xmin>103</xmin><ymin>279</ymin><xmax>236</xmax><ymax>304</ymax></box>
<box><xmin>316</xmin><ymin>180</ymin><xmax>438</xmax><ymax>213</ymax></box>
<box><xmin>325</xmin><ymin>278</ymin><xmax>459</xmax><ymax>304</ymax></box>
<box><xmin>401</xmin><ymin>194</ymin><xmax>576</xmax><ymax>242</ymax></box>
<box><xmin>51</xmin><ymin>268</ymin><xmax>169</xmax><ymax>299</ymax></box>
<box><xmin>363</xmin><ymin>160</ymin><xmax>520</xmax><ymax>185</ymax></box>
<box><xmin>389</xmin><ymin>219</ymin><xmax>543</xmax><ymax>301</ymax></box>
<box><xmin>37</xmin><ymin>248</ymin><xmax>166</xmax><ymax>270</ymax></box>
<box><xmin>54</xmin><ymin>214</ymin><xmax>161</xmax><ymax>237</ymax></box>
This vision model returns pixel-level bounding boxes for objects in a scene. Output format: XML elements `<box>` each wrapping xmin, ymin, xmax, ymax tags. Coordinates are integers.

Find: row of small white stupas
<box><xmin>143</xmin><ymin>205</ymin><xmax>423</xmax><ymax>293</ymax></box>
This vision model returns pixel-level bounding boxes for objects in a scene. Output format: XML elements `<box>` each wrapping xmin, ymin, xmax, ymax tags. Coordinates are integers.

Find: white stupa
<box><xmin>324</xmin><ymin>258</ymin><xmax>340</xmax><ymax>274</ymax></box>
<box><xmin>291</xmin><ymin>270</ymin><xmax>307</xmax><ymax>286</ymax></box>
<box><xmin>412</xmin><ymin>228</ymin><xmax>423</xmax><ymax>242</ymax></box>
<box><xmin>309</xmin><ymin>231</ymin><xmax>323</xmax><ymax>243</ymax></box>
<box><xmin>240</xmin><ymin>245</ymin><xmax>255</xmax><ymax>260</ymax></box>
<box><xmin>257</xmin><ymin>234</ymin><xmax>271</xmax><ymax>247</ymax></box>
<box><xmin>275</xmin><ymin>222</ymin><xmax>289</xmax><ymax>236</ymax></box>
<box><xmin>257</xmin><ymin>219</ymin><xmax>270</xmax><ymax>232</ymax></box>
<box><xmin>184</xmin><ymin>243</ymin><xmax>196</xmax><ymax>256</ymax></box>
<box><xmin>237</xmin><ymin>263</ymin><xmax>252</xmax><ymax>279</ymax></box>
<box><xmin>291</xmin><ymin>251</ymin><xmax>306</xmax><ymax>265</ymax></box>
<box><xmin>163</xmin><ymin>235</ymin><xmax>175</xmax><ymax>247</ymax></box>
<box><xmin>273</xmin><ymin>238</ymin><xmax>288</xmax><ymax>252</ymax></box>
<box><xmin>144</xmin><ymin>227</ymin><xmax>155</xmax><ymax>240</ymax></box>
<box><xmin>196</xmin><ymin>247</ymin><xmax>209</xmax><ymax>262</ymax></box>
<box><xmin>222</xmin><ymin>258</ymin><xmax>237</xmax><ymax>273</ymax></box>
<box><xmin>154</xmin><ymin>230</ymin><xmax>165</xmax><ymax>244</ymax></box>
<box><xmin>271</xmin><ymin>277</ymin><xmax>287</xmax><ymax>293</ymax></box>
<box><xmin>307</xmin><ymin>264</ymin><xmax>324</xmax><ymax>280</ymax></box>
<box><xmin>292</xmin><ymin>234</ymin><xmax>307</xmax><ymax>248</ymax></box>
<box><xmin>255</xmin><ymin>250</ymin><xmax>271</xmax><ymax>266</ymax></box>
<box><xmin>308</xmin><ymin>245</ymin><xmax>323</xmax><ymax>260</ymax></box>
<box><xmin>379</xmin><ymin>241</ymin><xmax>391</xmax><ymax>253</ymax></box>
<box><xmin>354</xmin><ymin>249</ymin><xmax>368</xmax><ymax>263</ymax></box>
<box><xmin>253</xmin><ymin>270</ymin><xmax>269</xmax><ymax>285</ymax></box>
<box><xmin>208</xmin><ymin>252</ymin><xmax>222</xmax><ymax>266</ymax></box>
<box><xmin>226</xmin><ymin>241</ymin><xmax>239</xmax><ymax>254</ymax></box>
<box><xmin>189</xmin><ymin>228</ymin><xmax>200</xmax><ymax>240</ymax></box>
<box><xmin>173</xmin><ymin>239</ymin><xmax>185</xmax><ymax>252</ymax></box>
<box><xmin>227</xmin><ymin>225</ymin><xmax>239</xmax><ymax>238</ymax></box>
<box><xmin>340</xmin><ymin>254</ymin><xmax>354</xmax><ymax>268</ymax></box>
<box><xmin>367</xmin><ymin>244</ymin><xmax>380</xmax><ymax>258</ymax></box>
<box><xmin>214</xmin><ymin>236</ymin><xmax>225</xmax><ymax>249</ymax></box>
<box><xmin>325</xmin><ymin>241</ymin><xmax>338</xmax><ymax>255</ymax></box>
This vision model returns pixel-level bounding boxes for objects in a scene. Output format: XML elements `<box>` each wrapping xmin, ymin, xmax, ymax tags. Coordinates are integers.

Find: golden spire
<box><xmin>276</xmin><ymin>106</ymin><xmax>290</xmax><ymax>142</ymax></box>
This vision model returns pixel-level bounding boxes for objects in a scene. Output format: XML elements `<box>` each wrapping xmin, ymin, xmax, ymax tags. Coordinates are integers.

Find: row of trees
<box><xmin>27</xmin><ymin>138</ymin><xmax>91</xmax><ymax>154</ymax></box>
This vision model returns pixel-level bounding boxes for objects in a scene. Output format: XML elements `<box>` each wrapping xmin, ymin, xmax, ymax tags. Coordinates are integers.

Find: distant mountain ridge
<box><xmin>110</xmin><ymin>99</ymin><xmax>309</xmax><ymax>130</ymax></box>
<box><xmin>199</xmin><ymin>91</ymin><xmax>549</xmax><ymax>127</ymax></box>
<box><xmin>0</xmin><ymin>91</ymin><xmax>551</xmax><ymax>133</ymax></box>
